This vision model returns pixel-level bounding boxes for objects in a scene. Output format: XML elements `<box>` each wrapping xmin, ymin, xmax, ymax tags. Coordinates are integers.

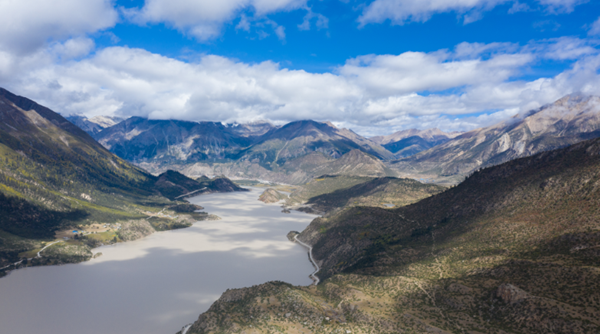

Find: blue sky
<box><xmin>0</xmin><ymin>0</ymin><xmax>599</xmax><ymax>135</ymax></box>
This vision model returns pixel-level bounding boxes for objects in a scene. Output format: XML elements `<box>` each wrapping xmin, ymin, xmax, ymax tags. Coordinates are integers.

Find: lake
<box><xmin>0</xmin><ymin>189</ymin><xmax>316</xmax><ymax>334</ymax></box>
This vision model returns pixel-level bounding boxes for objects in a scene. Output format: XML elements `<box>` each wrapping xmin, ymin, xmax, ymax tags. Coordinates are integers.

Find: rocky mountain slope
<box><xmin>242</xmin><ymin>120</ymin><xmax>394</xmax><ymax>165</ymax></box>
<box><xmin>66</xmin><ymin>115</ymin><xmax>124</xmax><ymax>136</ymax></box>
<box><xmin>185</xmin><ymin>136</ymin><xmax>600</xmax><ymax>334</ymax></box>
<box><xmin>392</xmin><ymin>94</ymin><xmax>600</xmax><ymax>183</ymax></box>
<box><xmin>95</xmin><ymin>117</ymin><xmax>254</xmax><ymax>163</ymax></box>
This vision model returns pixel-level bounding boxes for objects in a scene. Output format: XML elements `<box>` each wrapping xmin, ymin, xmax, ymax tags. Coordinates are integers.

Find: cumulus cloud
<box><xmin>339</xmin><ymin>51</ymin><xmax>533</xmax><ymax>98</ymax></box>
<box><xmin>1</xmin><ymin>38</ymin><xmax>600</xmax><ymax>136</ymax></box>
<box><xmin>0</xmin><ymin>0</ymin><xmax>117</xmax><ymax>55</ymax></box>
<box><xmin>358</xmin><ymin>0</ymin><xmax>588</xmax><ymax>26</ymax></box>
<box><xmin>124</xmin><ymin>0</ymin><xmax>306</xmax><ymax>40</ymax></box>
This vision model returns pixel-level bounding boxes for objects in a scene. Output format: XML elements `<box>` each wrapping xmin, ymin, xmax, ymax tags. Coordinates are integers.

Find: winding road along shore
<box><xmin>294</xmin><ymin>235</ymin><xmax>320</xmax><ymax>285</ymax></box>
<box><xmin>0</xmin><ymin>240</ymin><xmax>63</xmax><ymax>271</ymax></box>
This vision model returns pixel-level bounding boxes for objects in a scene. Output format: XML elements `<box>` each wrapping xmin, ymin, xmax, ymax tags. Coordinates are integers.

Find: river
<box><xmin>0</xmin><ymin>189</ymin><xmax>316</xmax><ymax>334</ymax></box>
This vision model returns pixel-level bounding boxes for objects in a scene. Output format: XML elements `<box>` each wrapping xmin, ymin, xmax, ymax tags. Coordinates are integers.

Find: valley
<box><xmin>1</xmin><ymin>88</ymin><xmax>600</xmax><ymax>334</ymax></box>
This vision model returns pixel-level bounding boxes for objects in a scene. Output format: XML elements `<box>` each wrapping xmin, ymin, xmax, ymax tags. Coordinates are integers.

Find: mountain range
<box><xmin>392</xmin><ymin>94</ymin><xmax>600</xmax><ymax>183</ymax></box>
<box><xmin>93</xmin><ymin>118</ymin><xmax>396</xmax><ymax>184</ymax></box>
<box><xmin>95</xmin><ymin>117</ymin><xmax>253</xmax><ymax>163</ymax></box>
<box><xmin>67</xmin><ymin>94</ymin><xmax>600</xmax><ymax>186</ymax></box>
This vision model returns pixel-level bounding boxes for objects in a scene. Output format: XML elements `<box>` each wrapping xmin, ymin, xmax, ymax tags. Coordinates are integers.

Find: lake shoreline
<box><xmin>0</xmin><ymin>189</ymin><xmax>318</xmax><ymax>334</ymax></box>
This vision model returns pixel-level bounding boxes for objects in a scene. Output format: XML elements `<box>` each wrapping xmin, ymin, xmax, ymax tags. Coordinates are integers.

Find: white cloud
<box><xmin>1</xmin><ymin>39</ymin><xmax>600</xmax><ymax>136</ymax></box>
<box><xmin>589</xmin><ymin>17</ymin><xmax>600</xmax><ymax>36</ymax></box>
<box><xmin>537</xmin><ymin>0</ymin><xmax>589</xmax><ymax>13</ymax></box>
<box><xmin>339</xmin><ymin>50</ymin><xmax>533</xmax><ymax>98</ymax></box>
<box><xmin>298</xmin><ymin>9</ymin><xmax>329</xmax><ymax>31</ymax></box>
<box><xmin>358</xmin><ymin>0</ymin><xmax>588</xmax><ymax>26</ymax></box>
<box><xmin>0</xmin><ymin>0</ymin><xmax>117</xmax><ymax>54</ymax></box>
<box><xmin>532</xmin><ymin>37</ymin><xmax>598</xmax><ymax>60</ymax></box>
<box><xmin>358</xmin><ymin>0</ymin><xmax>510</xmax><ymax>26</ymax></box>
<box><xmin>125</xmin><ymin>0</ymin><xmax>306</xmax><ymax>40</ymax></box>
<box><xmin>274</xmin><ymin>26</ymin><xmax>286</xmax><ymax>41</ymax></box>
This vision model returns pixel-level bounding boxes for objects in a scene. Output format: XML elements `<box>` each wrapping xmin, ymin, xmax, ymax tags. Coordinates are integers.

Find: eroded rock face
<box><xmin>496</xmin><ymin>283</ymin><xmax>529</xmax><ymax>304</ymax></box>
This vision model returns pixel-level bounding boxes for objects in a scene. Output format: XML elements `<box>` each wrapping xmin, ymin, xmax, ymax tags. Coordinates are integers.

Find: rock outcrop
<box><xmin>258</xmin><ymin>188</ymin><xmax>287</xmax><ymax>203</ymax></box>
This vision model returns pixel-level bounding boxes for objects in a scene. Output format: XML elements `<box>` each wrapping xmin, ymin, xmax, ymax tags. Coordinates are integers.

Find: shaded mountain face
<box><xmin>187</xmin><ymin>136</ymin><xmax>600</xmax><ymax>334</ymax></box>
<box><xmin>66</xmin><ymin>115</ymin><xmax>125</xmax><ymax>136</ymax></box>
<box><xmin>0</xmin><ymin>88</ymin><xmax>152</xmax><ymax>239</ymax></box>
<box><xmin>392</xmin><ymin>94</ymin><xmax>600</xmax><ymax>182</ymax></box>
<box><xmin>95</xmin><ymin>117</ymin><xmax>254</xmax><ymax>163</ymax></box>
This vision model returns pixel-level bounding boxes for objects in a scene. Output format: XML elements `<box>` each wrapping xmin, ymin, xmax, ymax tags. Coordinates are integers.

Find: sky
<box><xmin>0</xmin><ymin>0</ymin><xmax>599</xmax><ymax>136</ymax></box>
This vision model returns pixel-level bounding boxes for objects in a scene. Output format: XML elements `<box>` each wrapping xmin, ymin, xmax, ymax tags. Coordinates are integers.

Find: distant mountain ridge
<box><xmin>370</xmin><ymin>128</ymin><xmax>462</xmax><ymax>145</ymax></box>
<box><xmin>371</xmin><ymin>128</ymin><xmax>463</xmax><ymax>158</ymax></box>
<box><xmin>95</xmin><ymin>117</ymin><xmax>254</xmax><ymax>162</ymax></box>
<box><xmin>93</xmin><ymin>118</ymin><xmax>395</xmax><ymax>184</ymax></box>
<box><xmin>391</xmin><ymin>94</ymin><xmax>600</xmax><ymax>182</ymax></box>
<box><xmin>66</xmin><ymin>115</ymin><xmax>125</xmax><ymax>136</ymax></box>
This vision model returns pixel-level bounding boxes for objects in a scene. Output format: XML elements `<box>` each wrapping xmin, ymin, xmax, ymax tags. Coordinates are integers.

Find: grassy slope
<box><xmin>187</xmin><ymin>137</ymin><xmax>600</xmax><ymax>334</ymax></box>
<box><xmin>286</xmin><ymin>175</ymin><xmax>374</xmax><ymax>206</ymax></box>
<box><xmin>305</xmin><ymin>176</ymin><xmax>445</xmax><ymax>213</ymax></box>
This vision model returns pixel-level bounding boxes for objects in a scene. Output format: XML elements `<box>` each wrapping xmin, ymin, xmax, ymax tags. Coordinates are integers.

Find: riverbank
<box><xmin>0</xmin><ymin>209</ymin><xmax>220</xmax><ymax>278</ymax></box>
